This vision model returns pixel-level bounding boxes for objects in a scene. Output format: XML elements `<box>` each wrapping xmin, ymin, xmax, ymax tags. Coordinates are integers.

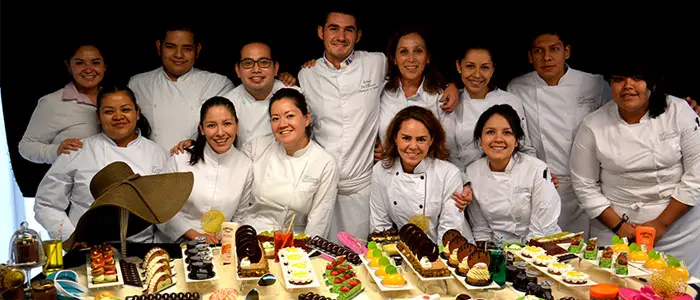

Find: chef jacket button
<box><xmin>154</xmin><ymin>104</ymin><xmax>158</xmax><ymax>108</ymax></box>
<box><xmin>393</xmin><ymin>201</ymin><xmax>397</xmax><ymax>205</ymax></box>
<box><xmin>396</xmin><ymin>172</ymin><xmax>399</xmax><ymax>176</ymax></box>
<box><xmin>249</xmin><ymin>202</ymin><xmax>252</xmax><ymax>206</ymax></box>
<box><xmin>420</xmin><ymin>176</ymin><xmax>424</xmax><ymax>180</ymax></box>
<box><xmin>419</xmin><ymin>205</ymin><xmax>424</xmax><ymax>209</ymax></box>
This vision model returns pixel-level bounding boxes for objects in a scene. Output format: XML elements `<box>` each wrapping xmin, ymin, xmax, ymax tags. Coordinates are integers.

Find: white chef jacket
<box><xmin>570</xmin><ymin>96</ymin><xmax>700</xmax><ymax>277</ymax></box>
<box><xmin>507</xmin><ymin>68</ymin><xmax>610</xmax><ymax>236</ymax></box>
<box><xmin>443</xmin><ymin>88</ymin><xmax>537</xmax><ymax>174</ymax></box>
<box><xmin>19</xmin><ymin>84</ymin><xmax>99</xmax><ymax>164</ymax></box>
<box><xmin>240</xmin><ymin>135</ymin><xmax>339</xmax><ymax>238</ymax></box>
<box><xmin>466</xmin><ymin>153</ymin><xmax>562</xmax><ymax>243</ymax></box>
<box><xmin>156</xmin><ymin>143</ymin><xmax>253</xmax><ymax>242</ymax></box>
<box><xmin>298</xmin><ymin>50</ymin><xmax>386</xmax><ymax>242</ymax></box>
<box><xmin>34</xmin><ymin>132</ymin><xmax>168</xmax><ymax>242</ymax></box>
<box><xmin>378</xmin><ymin>81</ymin><xmax>444</xmax><ymax>145</ymax></box>
<box><xmin>128</xmin><ymin>67</ymin><xmax>234</xmax><ymax>150</ymax></box>
<box><xmin>222</xmin><ymin>80</ymin><xmax>300</xmax><ymax>148</ymax></box>
<box><xmin>370</xmin><ymin>157</ymin><xmax>466</xmax><ymax>243</ymax></box>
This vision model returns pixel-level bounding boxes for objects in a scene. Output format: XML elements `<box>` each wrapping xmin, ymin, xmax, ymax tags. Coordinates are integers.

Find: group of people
<box><xmin>19</xmin><ymin>8</ymin><xmax>700</xmax><ymax>278</ymax></box>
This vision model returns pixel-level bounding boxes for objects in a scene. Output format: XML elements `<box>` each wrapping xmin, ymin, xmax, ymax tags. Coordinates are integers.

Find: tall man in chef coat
<box><xmin>507</xmin><ymin>30</ymin><xmax>611</xmax><ymax>239</ymax></box>
<box><xmin>128</xmin><ymin>22</ymin><xmax>235</xmax><ymax>151</ymax></box>
<box><xmin>299</xmin><ymin>8</ymin><xmax>459</xmax><ymax>243</ymax></box>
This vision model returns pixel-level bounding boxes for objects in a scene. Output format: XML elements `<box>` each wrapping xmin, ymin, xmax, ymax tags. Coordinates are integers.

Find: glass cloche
<box><xmin>8</xmin><ymin>221</ymin><xmax>45</xmax><ymax>268</ymax></box>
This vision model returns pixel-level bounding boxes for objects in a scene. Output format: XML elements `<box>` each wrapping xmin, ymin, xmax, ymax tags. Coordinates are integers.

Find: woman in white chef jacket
<box><xmin>157</xmin><ymin>96</ymin><xmax>253</xmax><ymax>244</ymax></box>
<box><xmin>19</xmin><ymin>42</ymin><xmax>106</xmax><ymax>164</ymax></box>
<box><xmin>378</xmin><ymin>28</ymin><xmax>446</xmax><ymax>146</ymax></box>
<box><xmin>466</xmin><ymin>104</ymin><xmax>562</xmax><ymax>243</ymax></box>
<box><xmin>571</xmin><ymin>56</ymin><xmax>700</xmax><ymax>277</ymax></box>
<box><xmin>370</xmin><ymin>106</ymin><xmax>467</xmax><ymax>243</ymax></box>
<box><xmin>34</xmin><ymin>85</ymin><xmax>168</xmax><ymax>243</ymax></box>
<box><xmin>444</xmin><ymin>45</ymin><xmax>536</xmax><ymax>174</ymax></box>
<box><xmin>240</xmin><ymin>88</ymin><xmax>339</xmax><ymax>238</ymax></box>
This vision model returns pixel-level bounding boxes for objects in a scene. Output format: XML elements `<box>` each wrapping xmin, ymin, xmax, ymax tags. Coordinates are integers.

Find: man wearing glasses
<box><xmin>224</xmin><ymin>41</ymin><xmax>301</xmax><ymax>147</ymax></box>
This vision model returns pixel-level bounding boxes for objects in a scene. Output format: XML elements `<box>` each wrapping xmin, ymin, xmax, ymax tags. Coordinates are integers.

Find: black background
<box><xmin>2</xmin><ymin>3</ymin><xmax>699</xmax><ymax>196</ymax></box>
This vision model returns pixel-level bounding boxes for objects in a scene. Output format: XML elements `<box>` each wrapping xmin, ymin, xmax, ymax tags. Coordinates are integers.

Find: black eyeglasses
<box><xmin>239</xmin><ymin>58</ymin><xmax>274</xmax><ymax>69</ymax></box>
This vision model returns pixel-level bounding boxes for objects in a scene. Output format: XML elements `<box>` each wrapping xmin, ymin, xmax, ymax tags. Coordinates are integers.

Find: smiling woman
<box><xmin>18</xmin><ymin>42</ymin><xmax>106</xmax><ymax>164</ymax></box>
<box><xmin>465</xmin><ymin>104</ymin><xmax>561</xmax><ymax>243</ymax></box>
<box><xmin>370</xmin><ymin>105</ymin><xmax>467</xmax><ymax>243</ymax></box>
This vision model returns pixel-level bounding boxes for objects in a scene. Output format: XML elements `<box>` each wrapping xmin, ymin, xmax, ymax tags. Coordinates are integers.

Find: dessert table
<box><xmin>69</xmin><ymin>247</ymin><xmax>698</xmax><ymax>299</ymax></box>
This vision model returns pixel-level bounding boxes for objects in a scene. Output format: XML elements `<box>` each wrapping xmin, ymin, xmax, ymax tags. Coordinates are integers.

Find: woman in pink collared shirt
<box><xmin>19</xmin><ymin>42</ymin><xmax>106</xmax><ymax>164</ymax></box>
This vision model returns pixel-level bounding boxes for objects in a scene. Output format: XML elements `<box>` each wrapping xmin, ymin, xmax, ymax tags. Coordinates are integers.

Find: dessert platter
<box><xmin>137</xmin><ymin>247</ymin><xmax>177</xmax><ymax>293</ymax></box>
<box><xmin>278</xmin><ymin>246</ymin><xmax>321</xmax><ymax>289</ymax></box>
<box><xmin>86</xmin><ymin>244</ymin><xmax>125</xmax><ymax>289</ymax></box>
<box><xmin>234</xmin><ymin>225</ymin><xmax>270</xmax><ymax>281</ymax></box>
<box><xmin>307</xmin><ymin>235</ymin><xmax>362</xmax><ymax>265</ymax></box>
<box><xmin>440</xmin><ymin>230</ymin><xmax>500</xmax><ymax>290</ymax></box>
<box><xmin>513</xmin><ymin>236</ymin><xmax>598</xmax><ymax>288</ymax></box>
<box><xmin>360</xmin><ymin>242</ymin><xmax>413</xmax><ymax>291</ymax></box>
<box><xmin>180</xmin><ymin>237</ymin><xmax>218</xmax><ymax>283</ymax></box>
<box><xmin>321</xmin><ymin>256</ymin><xmax>364</xmax><ymax>300</ymax></box>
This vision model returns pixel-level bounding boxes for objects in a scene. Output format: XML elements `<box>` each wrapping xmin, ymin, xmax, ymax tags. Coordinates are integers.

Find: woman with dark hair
<box><xmin>157</xmin><ymin>96</ymin><xmax>253</xmax><ymax>244</ymax></box>
<box><xmin>378</xmin><ymin>28</ymin><xmax>446</xmax><ymax>146</ymax></box>
<box><xmin>370</xmin><ymin>106</ymin><xmax>466</xmax><ymax>243</ymax></box>
<box><xmin>466</xmin><ymin>104</ymin><xmax>561</xmax><ymax>243</ymax></box>
<box><xmin>240</xmin><ymin>88</ymin><xmax>338</xmax><ymax>238</ymax></box>
<box><xmin>571</xmin><ymin>54</ymin><xmax>700</xmax><ymax>277</ymax></box>
<box><xmin>19</xmin><ymin>42</ymin><xmax>106</xmax><ymax>164</ymax></box>
<box><xmin>444</xmin><ymin>45</ymin><xmax>536</xmax><ymax>173</ymax></box>
<box><xmin>34</xmin><ymin>85</ymin><xmax>167</xmax><ymax>244</ymax></box>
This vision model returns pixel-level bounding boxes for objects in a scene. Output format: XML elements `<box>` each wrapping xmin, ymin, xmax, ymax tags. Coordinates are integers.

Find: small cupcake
<box><xmin>533</xmin><ymin>254</ymin><xmax>554</xmax><ymax>267</ymax></box>
<box><xmin>547</xmin><ymin>262</ymin><xmax>573</xmax><ymax>275</ymax></box>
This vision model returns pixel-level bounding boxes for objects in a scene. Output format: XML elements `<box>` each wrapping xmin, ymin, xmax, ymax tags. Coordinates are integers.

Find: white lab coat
<box><xmin>571</xmin><ymin>96</ymin><xmax>700</xmax><ymax>277</ymax></box>
<box><xmin>298</xmin><ymin>51</ymin><xmax>386</xmax><ymax>242</ymax></box>
<box><xmin>128</xmin><ymin>67</ymin><xmax>234</xmax><ymax>150</ymax></box>
<box><xmin>156</xmin><ymin>143</ymin><xmax>253</xmax><ymax>242</ymax></box>
<box><xmin>19</xmin><ymin>84</ymin><xmax>99</xmax><ymax>164</ymax></box>
<box><xmin>466</xmin><ymin>153</ymin><xmax>562</xmax><ymax>243</ymax></box>
<box><xmin>508</xmin><ymin>68</ymin><xmax>610</xmax><ymax>237</ymax></box>
<box><xmin>378</xmin><ymin>81</ymin><xmax>444</xmax><ymax>145</ymax></box>
<box><xmin>34</xmin><ymin>132</ymin><xmax>168</xmax><ymax>242</ymax></box>
<box><xmin>370</xmin><ymin>157</ymin><xmax>469</xmax><ymax>243</ymax></box>
<box><xmin>240</xmin><ymin>135</ymin><xmax>339</xmax><ymax>238</ymax></box>
<box><xmin>222</xmin><ymin>80</ymin><xmax>301</xmax><ymax>148</ymax></box>
<box><xmin>443</xmin><ymin>88</ymin><xmax>537</xmax><ymax>175</ymax></box>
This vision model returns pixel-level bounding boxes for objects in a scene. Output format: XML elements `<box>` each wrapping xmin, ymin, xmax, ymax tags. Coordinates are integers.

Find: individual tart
<box><xmin>465</xmin><ymin>262</ymin><xmax>490</xmax><ymax>286</ymax></box>
<box><xmin>599</xmin><ymin>247</ymin><xmax>614</xmax><ymax>268</ymax></box>
<box><xmin>521</xmin><ymin>246</ymin><xmax>545</xmax><ymax>258</ymax></box>
<box><xmin>615</xmin><ymin>252</ymin><xmax>629</xmax><ymax>275</ymax></box>
<box><xmin>262</xmin><ymin>241</ymin><xmax>274</xmax><ymax>259</ymax></box>
<box><xmin>374</xmin><ymin>265</ymin><xmax>388</xmax><ymax>278</ymax></box>
<box><xmin>289</xmin><ymin>271</ymin><xmax>313</xmax><ymax>285</ymax></box>
<box><xmin>562</xmin><ymin>271</ymin><xmax>589</xmax><ymax>284</ymax></box>
<box><xmin>547</xmin><ymin>262</ymin><xmax>573</xmax><ymax>275</ymax></box>
<box><xmin>447</xmin><ymin>236</ymin><xmax>467</xmax><ymax>267</ymax></box>
<box><xmin>644</xmin><ymin>250</ymin><xmax>667</xmax><ymax>271</ymax></box>
<box><xmin>91</xmin><ymin>264</ymin><xmax>105</xmax><ymax>283</ymax></box>
<box><xmin>103</xmin><ymin>269</ymin><xmax>117</xmax><ymax>283</ymax></box>
<box><xmin>567</xmin><ymin>238</ymin><xmax>584</xmax><ymax>254</ymax></box>
<box><xmin>381</xmin><ymin>273</ymin><xmax>406</xmax><ymax>287</ymax></box>
<box><xmin>628</xmin><ymin>243</ymin><xmax>648</xmax><ymax>263</ymax></box>
<box><xmin>457</xmin><ymin>256</ymin><xmax>470</xmax><ymax>277</ymax></box>
<box><xmin>583</xmin><ymin>238</ymin><xmax>598</xmax><ymax>260</ymax></box>
<box><xmin>467</xmin><ymin>249</ymin><xmax>491</xmax><ymax>268</ymax></box>
<box><xmin>533</xmin><ymin>254</ymin><xmax>554</xmax><ymax>267</ymax></box>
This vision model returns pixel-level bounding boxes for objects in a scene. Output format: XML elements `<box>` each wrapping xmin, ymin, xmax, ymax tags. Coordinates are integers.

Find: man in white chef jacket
<box><xmin>507</xmin><ymin>30</ymin><xmax>610</xmax><ymax>239</ymax></box>
<box><xmin>128</xmin><ymin>23</ymin><xmax>235</xmax><ymax>151</ymax></box>
<box><xmin>299</xmin><ymin>9</ymin><xmax>459</xmax><ymax>243</ymax></box>
<box><xmin>222</xmin><ymin>41</ymin><xmax>301</xmax><ymax>148</ymax></box>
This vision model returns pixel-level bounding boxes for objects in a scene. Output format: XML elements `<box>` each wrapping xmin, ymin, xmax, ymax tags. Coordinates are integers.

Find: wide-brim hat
<box><xmin>64</xmin><ymin>161</ymin><xmax>193</xmax><ymax>250</ymax></box>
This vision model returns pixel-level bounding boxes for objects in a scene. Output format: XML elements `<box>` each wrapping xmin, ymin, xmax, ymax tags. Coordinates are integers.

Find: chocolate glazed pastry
<box><xmin>236</xmin><ymin>239</ymin><xmax>262</xmax><ymax>263</ymax></box>
<box><xmin>417</xmin><ymin>239</ymin><xmax>439</xmax><ymax>261</ymax></box>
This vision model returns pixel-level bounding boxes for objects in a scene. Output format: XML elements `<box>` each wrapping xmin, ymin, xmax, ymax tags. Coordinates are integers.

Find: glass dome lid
<box><xmin>8</xmin><ymin>221</ymin><xmax>45</xmax><ymax>268</ymax></box>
